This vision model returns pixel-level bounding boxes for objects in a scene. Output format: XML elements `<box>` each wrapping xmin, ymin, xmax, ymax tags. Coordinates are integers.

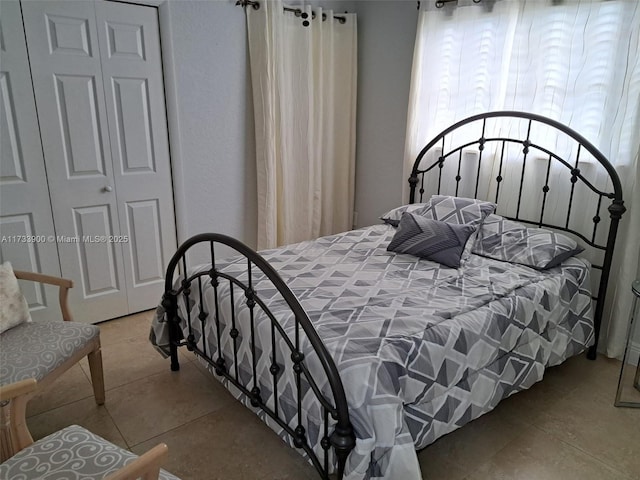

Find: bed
<box><xmin>150</xmin><ymin>111</ymin><xmax>626</xmax><ymax>480</ymax></box>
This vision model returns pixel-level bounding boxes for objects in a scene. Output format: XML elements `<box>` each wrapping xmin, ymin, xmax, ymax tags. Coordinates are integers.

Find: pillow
<box><xmin>0</xmin><ymin>262</ymin><xmax>32</xmax><ymax>334</ymax></box>
<box><xmin>423</xmin><ymin>195</ymin><xmax>496</xmax><ymax>228</ymax></box>
<box><xmin>422</xmin><ymin>195</ymin><xmax>496</xmax><ymax>265</ymax></box>
<box><xmin>472</xmin><ymin>214</ymin><xmax>584</xmax><ymax>269</ymax></box>
<box><xmin>387</xmin><ymin>213</ymin><xmax>477</xmax><ymax>268</ymax></box>
<box><xmin>380</xmin><ymin>203</ymin><xmax>429</xmax><ymax>227</ymax></box>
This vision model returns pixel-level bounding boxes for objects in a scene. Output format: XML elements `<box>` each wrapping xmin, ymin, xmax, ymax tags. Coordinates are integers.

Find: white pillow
<box><xmin>0</xmin><ymin>262</ymin><xmax>32</xmax><ymax>334</ymax></box>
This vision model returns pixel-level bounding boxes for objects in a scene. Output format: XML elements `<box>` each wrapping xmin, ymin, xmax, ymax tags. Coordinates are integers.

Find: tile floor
<box><xmin>26</xmin><ymin>310</ymin><xmax>640</xmax><ymax>480</ymax></box>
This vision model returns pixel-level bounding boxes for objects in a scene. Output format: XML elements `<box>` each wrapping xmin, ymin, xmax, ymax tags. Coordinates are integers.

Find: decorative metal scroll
<box><xmin>434</xmin><ymin>0</ymin><xmax>482</xmax><ymax>8</ymax></box>
<box><xmin>162</xmin><ymin>234</ymin><xmax>355</xmax><ymax>479</ymax></box>
<box><xmin>408</xmin><ymin>111</ymin><xmax>626</xmax><ymax>359</ymax></box>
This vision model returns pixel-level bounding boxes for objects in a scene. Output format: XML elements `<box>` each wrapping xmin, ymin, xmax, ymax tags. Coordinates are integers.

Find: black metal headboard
<box><xmin>408</xmin><ymin>111</ymin><xmax>626</xmax><ymax>359</ymax></box>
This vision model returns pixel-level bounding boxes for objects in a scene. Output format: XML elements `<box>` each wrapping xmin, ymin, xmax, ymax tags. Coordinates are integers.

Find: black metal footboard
<box><xmin>161</xmin><ymin>233</ymin><xmax>355</xmax><ymax>479</ymax></box>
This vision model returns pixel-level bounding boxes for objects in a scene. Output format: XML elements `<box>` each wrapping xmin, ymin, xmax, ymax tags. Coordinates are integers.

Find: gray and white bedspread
<box><xmin>150</xmin><ymin>224</ymin><xmax>593</xmax><ymax>480</ymax></box>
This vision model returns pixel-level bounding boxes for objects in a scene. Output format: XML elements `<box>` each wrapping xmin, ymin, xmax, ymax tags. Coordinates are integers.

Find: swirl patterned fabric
<box><xmin>0</xmin><ymin>425</ymin><xmax>180</xmax><ymax>479</ymax></box>
<box><xmin>0</xmin><ymin>321</ymin><xmax>99</xmax><ymax>386</ymax></box>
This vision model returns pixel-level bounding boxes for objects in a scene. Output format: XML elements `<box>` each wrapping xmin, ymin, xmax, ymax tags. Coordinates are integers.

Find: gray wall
<box><xmin>352</xmin><ymin>1</ymin><xmax>418</xmax><ymax>228</ymax></box>
<box><xmin>160</xmin><ymin>0</ymin><xmax>257</xmax><ymax>248</ymax></box>
<box><xmin>159</xmin><ymin>0</ymin><xmax>418</xmax><ymax>248</ymax></box>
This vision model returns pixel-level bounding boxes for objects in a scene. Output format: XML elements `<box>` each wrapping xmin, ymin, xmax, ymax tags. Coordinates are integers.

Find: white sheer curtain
<box><xmin>246</xmin><ymin>0</ymin><xmax>357</xmax><ymax>250</ymax></box>
<box><xmin>404</xmin><ymin>0</ymin><xmax>640</xmax><ymax>358</ymax></box>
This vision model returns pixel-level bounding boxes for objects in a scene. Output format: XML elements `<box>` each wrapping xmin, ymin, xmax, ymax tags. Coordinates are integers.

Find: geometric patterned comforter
<box><xmin>150</xmin><ymin>224</ymin><xmax>593</xmax><ymax>480</ymax></box>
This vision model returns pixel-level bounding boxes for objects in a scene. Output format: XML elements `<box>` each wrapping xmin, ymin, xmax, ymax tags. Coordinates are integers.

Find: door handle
<box><xmin>103</xmin><ymin>185</ymin><xmax>113</xmax><ymax>193</ymax></box>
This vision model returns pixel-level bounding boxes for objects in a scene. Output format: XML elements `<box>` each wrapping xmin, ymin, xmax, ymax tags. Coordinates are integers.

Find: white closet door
<box><xmin>0</xmin><ymin>0</ymin><xmax>63</xmax><ymax>321</ymax></box>
<box><xmin>22</xmin><ymin>0</ymin><xmax>129</xmax><ymax>323</ymax></box>
<box><xmin>95</xmin><ymin>1</ymin><xmax>177</xmax><ymax>312</ymax></box>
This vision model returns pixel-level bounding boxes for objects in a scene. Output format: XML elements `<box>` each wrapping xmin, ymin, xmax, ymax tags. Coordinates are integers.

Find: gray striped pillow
<box><xmin>387</xmin><ymin>213</ymin><xmax>476</xmax><ymax>268</ymax></box>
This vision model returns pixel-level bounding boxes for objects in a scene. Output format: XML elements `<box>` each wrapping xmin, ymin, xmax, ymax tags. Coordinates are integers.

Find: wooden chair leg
<box><xmin>87</xmin><ymin>343</ymin><xmax>106</xmax><ymax>405</ymax></box>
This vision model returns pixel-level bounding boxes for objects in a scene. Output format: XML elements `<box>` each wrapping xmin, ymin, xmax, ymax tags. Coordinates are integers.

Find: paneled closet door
<box><xmin>22</xmin><ymin>0</ymin><xmax>129</xmax><ymax>323</ymax></box>
<box><xmin>0</xmin><ymin>0</ymin><xmax>64</xmax><ymax>321</ymax></box>
<box><xmin>94</xmin><ymin>1</ymin><xmax>177</xmax><ymax>312</ymax></box>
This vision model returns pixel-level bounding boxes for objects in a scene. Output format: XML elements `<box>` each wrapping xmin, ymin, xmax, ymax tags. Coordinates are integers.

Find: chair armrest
<box><xmin>13</xmin><ymin>271</ymin><xmax>73</xmax><ymax>289</ymax></box>
<box><xmin>13</xmin><ymin>270</ymin><xmax>74</xmax><ymax>322</ymax></box>
<box><xmin>104</xmin><ymin>443</ymin><xmax>169</xmax><ymax>480</ymax></box>
<box><xmin>0</xmin><ymin>378</ymin><xmax>37</xmax><ymax>402</ymax></box>
<box><xmin>0</xmin><ymin>379</ymin><xmax>37</xmax><ymax>461</ymax></box>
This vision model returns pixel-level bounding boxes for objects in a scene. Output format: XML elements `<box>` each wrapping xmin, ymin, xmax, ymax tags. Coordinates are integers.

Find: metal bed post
<box><xmin>588</xmin><ymin>199</ymin><xmax>626</xmax><ymax>359</ymax></box>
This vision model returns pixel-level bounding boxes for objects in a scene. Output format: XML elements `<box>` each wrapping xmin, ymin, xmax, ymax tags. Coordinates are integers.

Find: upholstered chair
<box><xmin>0</xmin><ymin>265</ymin><xmax>105</xmax><ymax>460</ymax></box>
<box><xmin>0</xmin><ymin>379</ymin><xmax>179</xmax><ymax>479</ymax></box>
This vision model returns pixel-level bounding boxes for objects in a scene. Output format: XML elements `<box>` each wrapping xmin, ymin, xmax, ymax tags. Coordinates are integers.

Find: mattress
<box><xmin>150</xmin><ymin>224</ymin><xmax>594</xmax><ymax>480</ymax></box>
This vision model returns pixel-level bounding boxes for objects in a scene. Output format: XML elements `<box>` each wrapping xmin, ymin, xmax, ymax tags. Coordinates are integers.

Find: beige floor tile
<box><xmin>80</xmin><ymin>336</ymin><xmax>172</xmax><ymax>391</ymax></box>
<box><xmin>467</xmin><ymin>426</ymin><xmax>631</xmax><ymax>480</ymax></box>
<box><xmin>418</xmin><ymin>408</ymin><xmax>524</xmax><ymax>478</ymax></box>
<box><xmin>533</xmin><ymin>383</ymin><xmax>640</xmax><ymax>476</ymax></box>
<box><xmin>105</xmin><ymin>361</ymin><xmax>235</xmax><ymax>446</ymax></box>
<box><xmin>96</xmin><ymin>309</ymin><xmax>156</xmax><ymax>347</ymax></box>
<box><xmin>23</xmin><ymin>311</ymin><xmax>634</xmax><ymax>479</ymax></box>
<box><xmin>27</xmin><ymin>396</ymin><xmax>127</xmax><ymax>449</ymax></box>
<box><xmin>545</xmin><ymin>354</ymin><xmax>621</xmax><ymax>397</ymax></box>
<box><xmin>420</xmin><ymin>457</ymin><xmax>468</xmax><ymax>480</ymax></box>
<box><xmin>130</xmin><ymin>401</ymin><xmax>317</xmax><ymax>480</ymax></box>
<box><xmin>488</xmin><ymin>354</ymin><xmax>623</xmax><ymax>429</ymax></box>
<box><xmin>26</xmin><ymin>364</ymin><xmax>95</xmax><ymax>417</ymax></box>
<box><xmin>490</xmin><ymin>375</ymin><xmax>567</xmax><ymax>427</ymax></box>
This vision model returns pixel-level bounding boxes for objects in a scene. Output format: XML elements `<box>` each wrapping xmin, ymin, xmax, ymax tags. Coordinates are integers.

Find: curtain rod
<box><xmin>417</xmin><ymin>0</ymin><xmax>482</xmax><ymax>8</ymax></box>
<box><xmin>236</xmin><ymin>1</ymin><xmax>347</xmax><ymax>24</ymax></box>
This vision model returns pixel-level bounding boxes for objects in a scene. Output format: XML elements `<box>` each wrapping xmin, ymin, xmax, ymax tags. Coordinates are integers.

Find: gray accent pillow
<box><xmin>472</xmin><ymin>214</ymin><xmax>584</xmax><ymax>269</ymax></box>
<box><xmin>387</xmin><ymin>213</ymin><xmax>477</xmax><ymax>268</ymax></box>
<box><xmin>422</xmin><ymin>195</ymin><xmax>496</xmax><ymax>227</ymax></box>
<box><xmin>422</xmin><ymin>195</ymin><xmax>496</xmax><ymax>264</ymax></box>
<box><xmin>379</xmin><ymin>203</ymin><xmax>430</xmax><ymax>227</ymax></box>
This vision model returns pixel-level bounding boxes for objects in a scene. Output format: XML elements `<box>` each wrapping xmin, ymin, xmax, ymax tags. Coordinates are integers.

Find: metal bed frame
<box><xmin>162</xmin><ymin>111</ymin><xmax>625</xmax><ymax>479</ymax></box>
<box><xmin>161</xmin><ymin>234</ymin><xmax>355</xmax><ymax>480</ymax></box>
<box><xmin>408</xmin><ymin>111</ymin><xmax>625</xmax><ymax>360</ymax></box>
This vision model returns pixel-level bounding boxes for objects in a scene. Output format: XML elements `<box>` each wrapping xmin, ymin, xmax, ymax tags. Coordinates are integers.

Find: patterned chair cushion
<box><xmin>0</xmin><ymin>321</ymin><xmax>100</xmax><ymax>386</ymax></box>
<box><xmin>0</xmin><ymin>425</ymin><xmax>180</xmax><ymax>479</ymax></box>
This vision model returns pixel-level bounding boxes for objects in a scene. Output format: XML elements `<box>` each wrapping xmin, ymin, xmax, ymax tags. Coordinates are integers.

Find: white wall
<box><xmin>352</xmin><ymin>0</ymin><xmax>418</xmax><ymax>228</ymax></box>
<box><xmin>160</xmin><ymin>0</ymin><xmax>257</xmax><ymax>248</ymax></box>
<box><xmin>159</xmin><ymin>0</ymin><xmax>357</xmax><ymax>251</ymax></box>
<box><xmin>158</xmin><ymin>0</ymin><xmax>419</xmax><ymax>250</ymax></box>
<box><xmin>159</xmin><ymin>0</ymin><xmax>416</xmax><ymax>250</ymax></box>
